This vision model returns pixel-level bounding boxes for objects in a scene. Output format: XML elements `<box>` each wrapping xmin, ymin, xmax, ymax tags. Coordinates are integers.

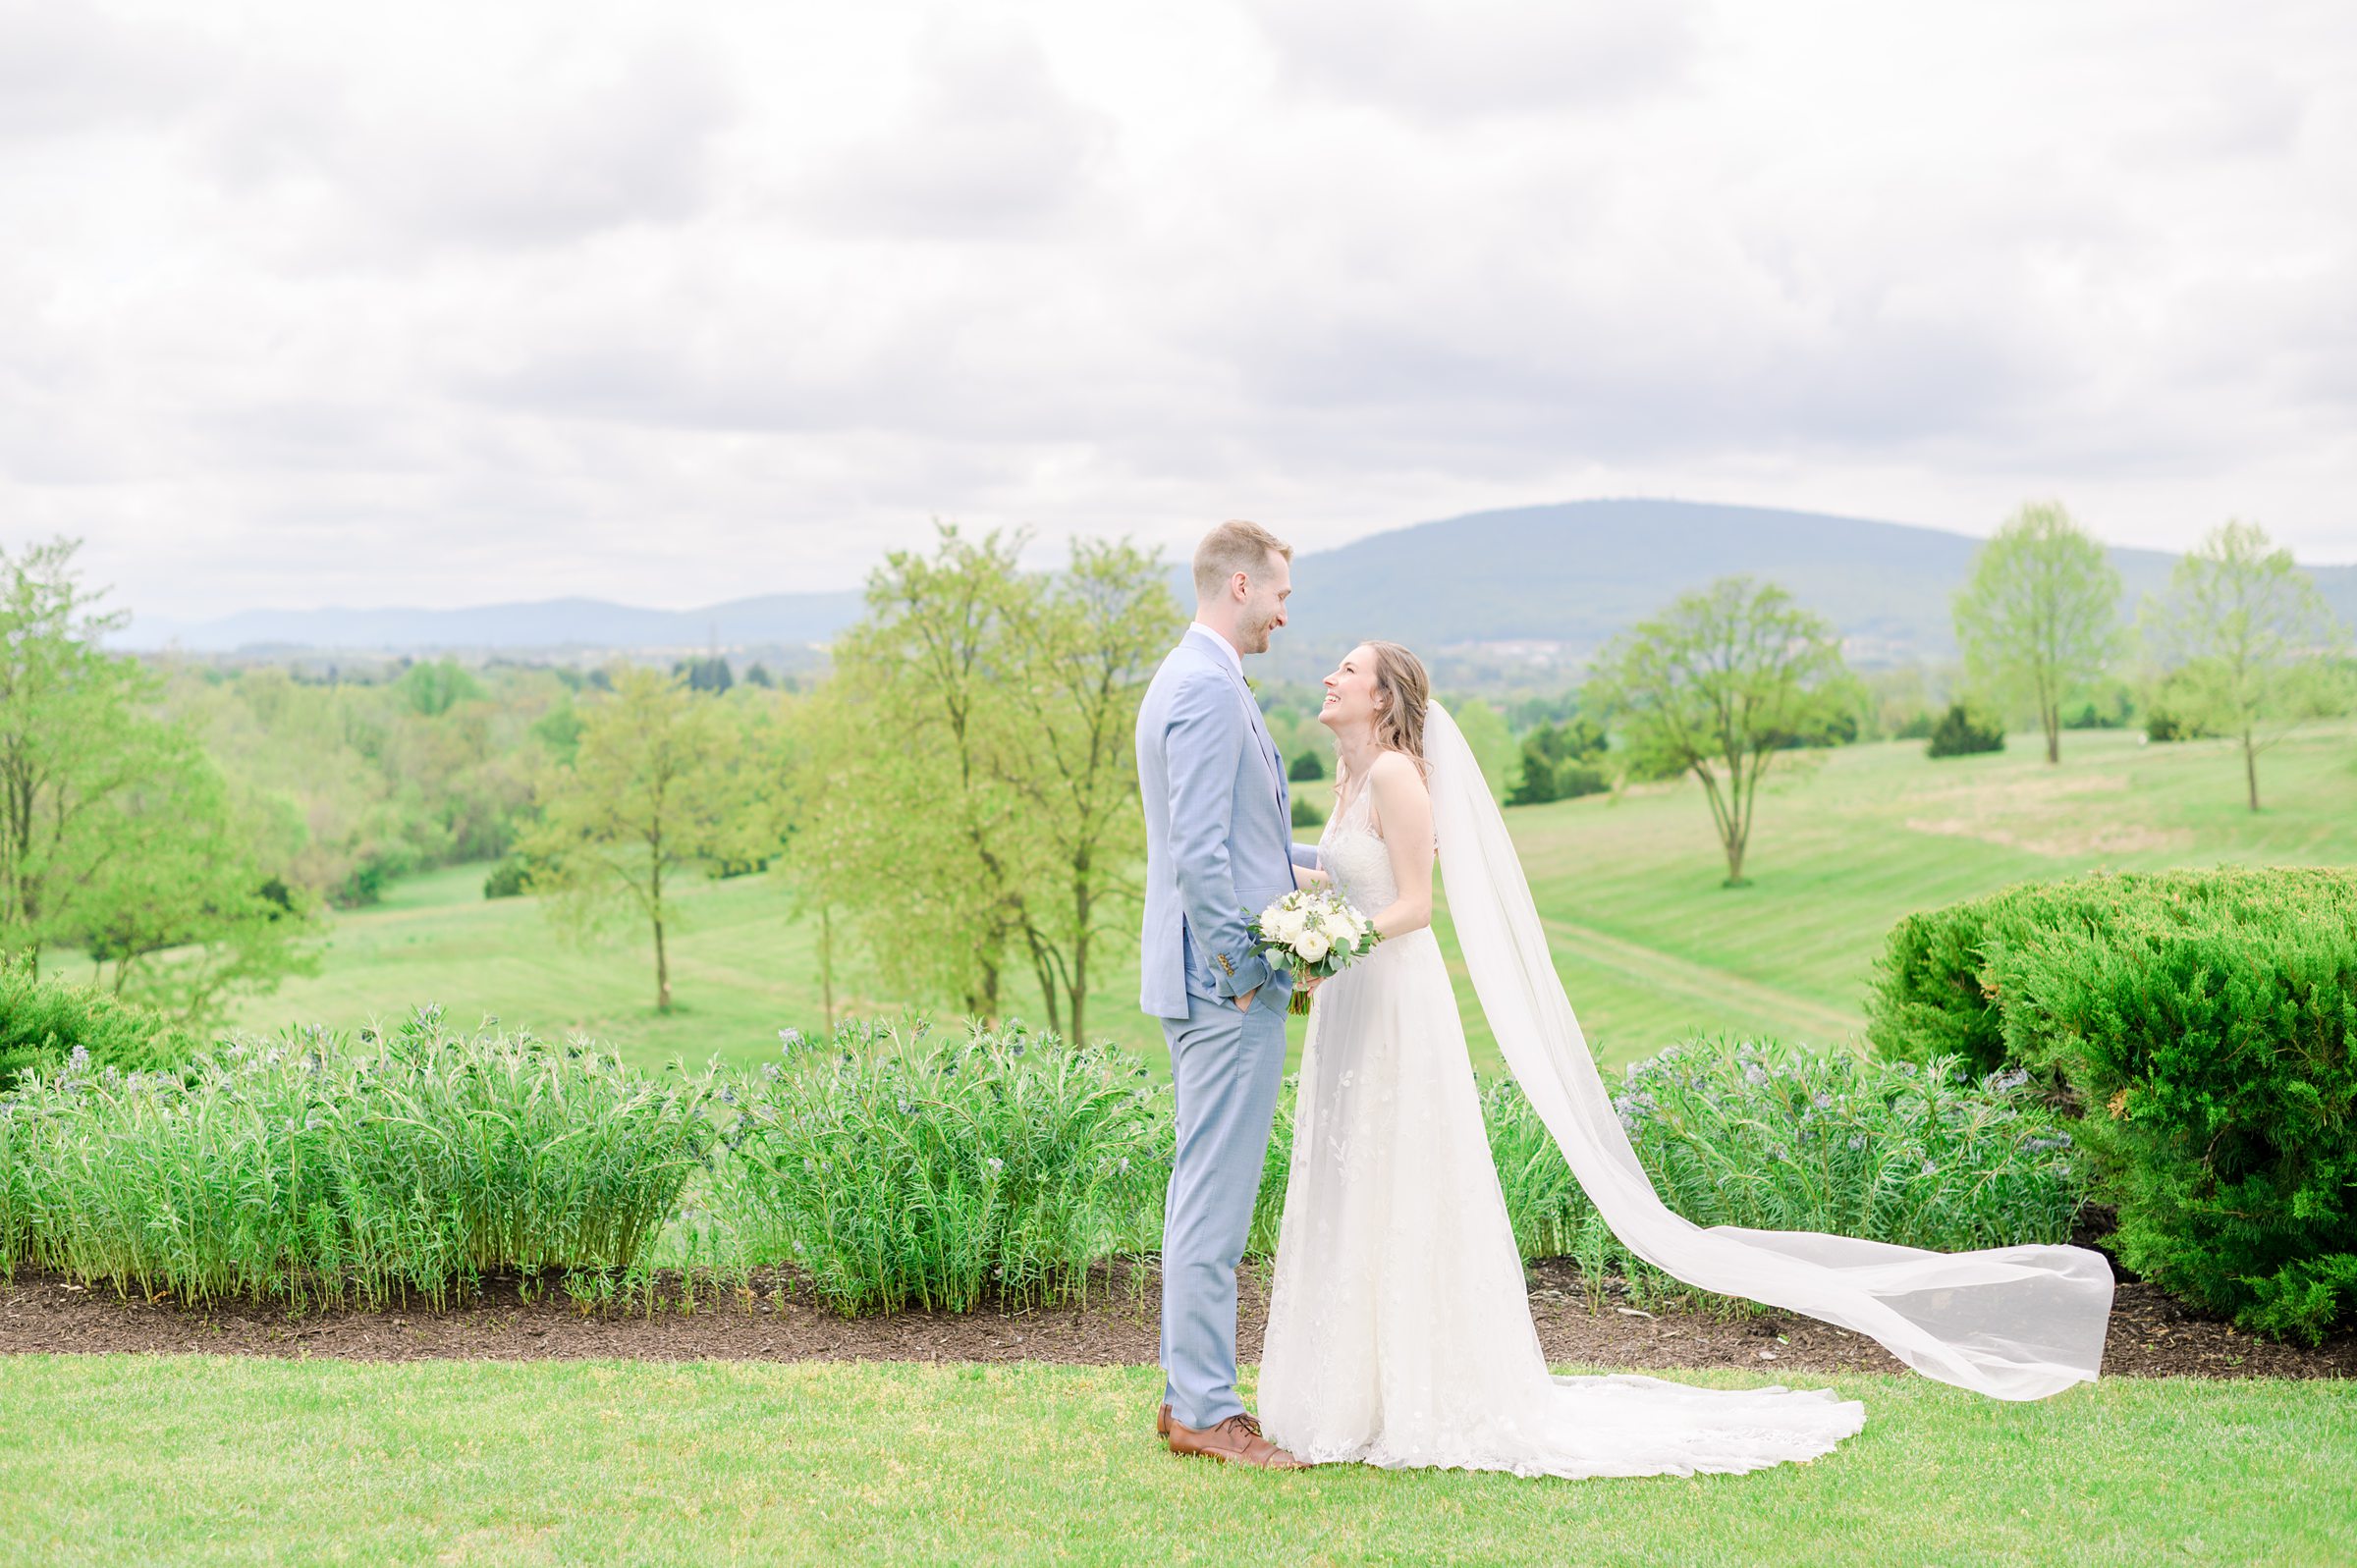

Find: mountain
<box><xmin>1261</xmin><ymin>500</ymin><xmax>2357</xmax><ymax>677</ymax></box>
<box><xmin>117</xmin><ymin>500</ymin><xmax>2356</xmax><ymax>669</ymax></box>
<box><xmin>122</xmin><ymin>590</ymin><xmax>865</xmax><ymax>654</ymax></box>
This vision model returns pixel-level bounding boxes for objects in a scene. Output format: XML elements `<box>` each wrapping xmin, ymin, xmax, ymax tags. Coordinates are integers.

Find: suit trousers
<box><xmin>1160</xmin><ymin>985</ymin><xmax>1290</xmax><ymax>1431</ymax></box>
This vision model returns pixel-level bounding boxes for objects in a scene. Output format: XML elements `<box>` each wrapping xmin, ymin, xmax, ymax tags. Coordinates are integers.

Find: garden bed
<box><xmin>5</xmin><ymin>1259</ymin><xmax>2347</xmax><ymax>1382</ymax></box>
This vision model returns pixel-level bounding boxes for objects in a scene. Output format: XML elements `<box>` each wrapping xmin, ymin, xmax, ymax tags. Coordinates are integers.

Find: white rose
<box><xmin>1296</xmin><ymin>932</ymin><xmax>1332</xmax><ymax>964</ymax></box>
<box><xmin>1320</xmin><ymin>912</ymin><xmax>1354</xmax><ymax>944</ymax></box>
<box><xmin>1271</xmin><ymin>908</ymin><xmax>1307</xmax><ymax>944</ymax></box>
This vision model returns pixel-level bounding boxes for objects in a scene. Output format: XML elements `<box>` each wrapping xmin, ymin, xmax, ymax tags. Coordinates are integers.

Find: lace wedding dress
<box><xmin>1257</xmin><ymin>777</ymin><xmax>1867</xmax><ymax>1477</ymax></box>
<box><xmin>1257</xmin><ymin>705</ymin><xmax>2113</xmax><ymax>1479</ymax></box>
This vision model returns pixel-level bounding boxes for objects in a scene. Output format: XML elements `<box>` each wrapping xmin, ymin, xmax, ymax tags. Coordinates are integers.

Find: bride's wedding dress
<box><xmin>1257</xmin><ymin>705</ymin><xmax>2112</xmax><ymax>1480</ymax></box>
<box><xmin>1258</xmin><ymin>777</ymin><xmax>1866</xmax><ymax>1476</ymax></box>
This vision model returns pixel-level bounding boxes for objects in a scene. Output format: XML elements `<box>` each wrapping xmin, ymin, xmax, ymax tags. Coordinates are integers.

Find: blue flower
<box><xmin>985</xmin><ymin>1157</ymin><xmax>1005</xmax><ymax>1173</ymax></box>
<box><xmin>1742</xmin><ymin>1064</ymin><xmax>1770</xmax><ymax>1087</ymax></box>
<box><xmin>778</xmin><ymin>1028</ymin><xmax>802</xmax><ymax>1050</ymax></box>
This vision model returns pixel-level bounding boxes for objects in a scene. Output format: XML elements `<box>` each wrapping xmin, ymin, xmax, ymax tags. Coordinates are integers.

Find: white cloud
<box><xmin>1251</xmin><ymin>0</ymin><xmax>1700</xmax><ymax>120</ymax></box>
<box><xmin>2</xmin><ymin>0</ymin><xmax>2352</xmax><ymax>624</ymax></box>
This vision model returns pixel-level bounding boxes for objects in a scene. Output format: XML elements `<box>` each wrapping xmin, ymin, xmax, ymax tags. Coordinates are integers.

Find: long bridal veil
<box><xmin>1422</xmin><ymin>702</ymin><xmax>2113</xmax><ymax>1400</ymax></box>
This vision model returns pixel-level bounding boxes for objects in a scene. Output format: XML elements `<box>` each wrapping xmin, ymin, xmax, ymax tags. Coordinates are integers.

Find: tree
<box><xmin>1952</xmin><ymin>502</ymin><xmax>2122</xmax><ymax>765</ymax></box>
<box><xmin>675</xmin><ymin>656</ymin><xmax>735</xmax><ymax>694</ymax></box>
<box><xmin>1585</xmin><ymin>577</ymin><xmax>1854</xmax><ymax>887</ymax></box>
<box><xmin>1505</xmin><ymin>717</ymin><xmax>1609</xmax><ymax>806</ymax></box>
<box><xmin>395</xmin><ymin>658</ymin><xmax>486</xmax><ymax>717</ymax></box>
<box><xmin>0</xmin><ymin>539</ymin><xmax>320</xmax><ymax>1016</ymax></box>
<box><xmin>994</xmin><ymin>538</ymin><xmax>1181</xmax><ymax>1042</ymax></box>
<box><xmin>71</xmin><ymin>740</ymin><xmax>323</xmax><ymax>1023</ymax></box>
<box><xmin>1449</xmin><ymin>698</ymin><xmax>1517</xmax><ymax>802</ymax></box>
<box><xmin>1287</xmin><ymin>750</ymin><xmax>1324</xmax><ymax>783</ymax></box>
<box><xmin>518</xmin><ymin>666</ymin><xmax>757</xmax><ymax>1011</ymax></box>
<box><xmin>2139</xmin><ymin>520</ymin><xmax>2351</xmax><ymax>810</ymax></box>
<box><xmin>777</xmin><ymin>687</ymin><xmax>878</xmax><ymax>1031</ymax></box>
<box><xmin>820</xmin><ymin>528</ymin><xmax>1040</xmax><ymax>1018</ymax></box>
<box><xmin>808</xmin><ymin>526</ymin><xmax>1178</xmax><ymax>1041</ymax></box>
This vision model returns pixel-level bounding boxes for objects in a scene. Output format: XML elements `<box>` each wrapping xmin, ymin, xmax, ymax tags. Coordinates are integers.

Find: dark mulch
<box><xmin>4</xmin><ymin>1259</ymin><xmax>2347</xmax><ymax>1381</ymax></box>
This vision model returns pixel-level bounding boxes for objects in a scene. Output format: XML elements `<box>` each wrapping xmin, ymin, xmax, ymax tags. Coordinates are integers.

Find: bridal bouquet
<box><xmin>1246</xmin><ymin>889</ymin><xmax>1380</xmax><ymax>1013</ymax></box>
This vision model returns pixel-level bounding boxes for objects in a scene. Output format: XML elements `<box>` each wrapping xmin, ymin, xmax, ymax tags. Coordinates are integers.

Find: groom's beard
<box><xmin>1237</xmin><ymin>607</ymin><xmax>1280</xmax><ymax>652</ymax></box>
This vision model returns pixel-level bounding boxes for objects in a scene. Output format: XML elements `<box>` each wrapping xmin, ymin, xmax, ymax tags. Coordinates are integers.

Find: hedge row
<box><xmin>1868</xmin><ymin>867</ymin><xmax>2357</xmax><ymax>1343</ymax></box>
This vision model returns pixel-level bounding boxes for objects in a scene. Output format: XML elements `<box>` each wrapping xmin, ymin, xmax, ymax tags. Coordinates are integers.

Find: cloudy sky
<box><xmin>5</xmin><ymin>0</ymin><xmax>2352</xmax><ymax>625</ymax></box>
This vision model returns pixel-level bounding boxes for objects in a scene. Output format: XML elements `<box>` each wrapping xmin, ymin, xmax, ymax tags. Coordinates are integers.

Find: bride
<box><xmin>1255</xmin><ymin>640</ymin><xmax>2114</xmax><ymax>1479</ymax></box>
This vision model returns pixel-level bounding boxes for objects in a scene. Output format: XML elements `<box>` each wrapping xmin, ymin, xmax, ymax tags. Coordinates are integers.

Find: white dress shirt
<box><xmin>1188</xmin><ymin>621</ymin><xmax>1247</xmax><ymax>679</ymax></box>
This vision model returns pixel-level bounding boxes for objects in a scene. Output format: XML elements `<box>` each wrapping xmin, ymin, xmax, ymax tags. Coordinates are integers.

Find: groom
<box><xmin>1136</xmin><ymin>519</ymin><xmax>1319</xmax><ymax>1470</ymax></box>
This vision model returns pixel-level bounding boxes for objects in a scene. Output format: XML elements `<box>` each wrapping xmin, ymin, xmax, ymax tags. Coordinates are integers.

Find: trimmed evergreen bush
<box><xmin>1290</xmin><ymin>795</ymin><xmax>1326</xmax><ymax>829</ymax></box>
<box><xmin>1288</xmin><ymin>751</ymin><xmax>1324</xmax><ymax>782</ymax></box>
<box><xmin>1868</xmin><ymin>868</ymin><xmax>2357</xmax><ymax>1343</ymax></box>
<box><xmin>1926</xmin><ymin>701</ymin><xmax>2005</xmax><ymax>757</ymax></box>
<box><xmin>0</xmin><ymin>970</ymin><xmax>200</xmax><ymax>1090</ymax></box>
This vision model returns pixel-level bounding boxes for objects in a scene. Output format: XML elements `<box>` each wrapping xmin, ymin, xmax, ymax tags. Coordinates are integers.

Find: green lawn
<box><xmin>222</xmin><ymin>724</ymin><xmax>2357</xmax><ymax>1076</ymax></box>
<box><xmin>0</xmin><ymin>1356</ymin><xmax>2346</xmax><ymax>1566</ymax></box>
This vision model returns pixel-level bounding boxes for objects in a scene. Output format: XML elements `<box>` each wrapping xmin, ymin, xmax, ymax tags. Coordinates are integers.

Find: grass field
<box><xmin>220</xmin><ymin>724</ymin><xmax>2357</xmax><ymax>1076</ymax></box>
<box><xmin>2</xmin><ymin>1356</ymin><xmax>2349</xmax><ymax>1567</ymax></box>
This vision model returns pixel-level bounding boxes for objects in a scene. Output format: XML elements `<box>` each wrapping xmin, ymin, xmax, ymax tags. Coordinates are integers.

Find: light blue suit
<box><xmin>1136</xmin><ymin>625</ymin><xmax>1320</xmax><ymax>1430</ymax></box>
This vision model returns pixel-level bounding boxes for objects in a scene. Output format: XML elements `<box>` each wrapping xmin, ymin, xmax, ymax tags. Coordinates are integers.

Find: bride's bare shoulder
<box><xmin>1367</xmin><ymin>748</ymin><xmax>1428</xmax><ymax>798</ymax></box>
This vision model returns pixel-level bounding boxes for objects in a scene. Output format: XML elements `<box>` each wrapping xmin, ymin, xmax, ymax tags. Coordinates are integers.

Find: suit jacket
<box><xmin>1136</xmin><ymin>626</ymin><xmax>1321</xmax><ymax>1020</ymax></box>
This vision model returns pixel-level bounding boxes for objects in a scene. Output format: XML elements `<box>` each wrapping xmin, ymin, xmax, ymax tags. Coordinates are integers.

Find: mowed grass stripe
<box><xmin>1540</xmin><ymin>914</ymin><xmax>1863</xmax><ymax>1044</ymax></box>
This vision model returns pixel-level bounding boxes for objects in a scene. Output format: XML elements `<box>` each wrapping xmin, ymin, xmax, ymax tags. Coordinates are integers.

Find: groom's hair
<box><xmin>1192</xmin><ymin>519</ymin><xmax>1291</xmax><ymax>600</ymax></box>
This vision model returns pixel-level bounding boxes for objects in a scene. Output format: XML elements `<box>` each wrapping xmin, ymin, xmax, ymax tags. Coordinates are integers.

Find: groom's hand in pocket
<box><xmin>1235</xmin><ymin>987</ymin><xmax>1259</xmax><ymax>1013</ymax></box>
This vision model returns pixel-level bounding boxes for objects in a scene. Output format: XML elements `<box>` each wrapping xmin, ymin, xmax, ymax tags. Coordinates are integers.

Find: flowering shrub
<box><xmin>1483</xmin><ymin>1035</ymin><xmax>2091</xmax><ymax>1312</ymax></box>
<box><xmin>0</xmin><ymin>1004</ymin><xmax>717</xmax><ymax>1308</ymax></box>
<box><xmin>719</xmin><ymin>1017</ymin><xmax>1169</xmax><ymax>1316</ymax></box>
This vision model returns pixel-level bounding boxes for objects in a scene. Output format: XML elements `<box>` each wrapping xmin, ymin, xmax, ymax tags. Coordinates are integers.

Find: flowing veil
<box><xmin>1422</xmin><ymin>701</ymin><xmax>2113</xmax><ymax>1400</ymax></box>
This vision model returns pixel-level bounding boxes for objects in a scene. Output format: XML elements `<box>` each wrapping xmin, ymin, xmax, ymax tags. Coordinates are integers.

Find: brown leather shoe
<box><xmin>1165</xmin><ymin>1411</ymin><xmax>1307</xmax><ymax>1470</ymax></box>
<box><xmin>1157</xmin><ymin>1403</ymin><xmax>1172</xmax><ymax>1439</ymax></box>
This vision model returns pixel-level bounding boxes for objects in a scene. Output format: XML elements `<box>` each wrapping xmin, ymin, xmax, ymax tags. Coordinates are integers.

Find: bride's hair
<box><xmin>1364</xmin><ymin>640</ymin><xmax>1431</xmax><ymax>762</ymax></box>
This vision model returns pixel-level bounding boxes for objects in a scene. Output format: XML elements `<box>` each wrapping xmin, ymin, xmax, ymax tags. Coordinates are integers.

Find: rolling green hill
<box><xmin>222</xmin><ymin>722</ymin><xmax>2357</xmax><ymax>1076</ymax></box>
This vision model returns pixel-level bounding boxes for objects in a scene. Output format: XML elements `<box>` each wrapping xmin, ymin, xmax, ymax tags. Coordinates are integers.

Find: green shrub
<box><xmin>0</xmin><ymin>1004</ymin><xmax>718</xmax><ymax>1307</ymax></box>
<box><xmin>1507</xmin><ymin>719</ymin><xmax>1612</xmax><ymax>805</ymax></box>
<box><xmin>722</xmin><ymin>1018</ymin><xmax>1167</xmax><ymax>1315</ymax></box>
<box><xmin>1481</xmin><ymin>1036</ymin><xmax>2089</xmax><ymax>1311</ymax></box>
<box><xmin>1288</xmin><ymin>751</ymin><xmax>1324</xmax><ymax>783</ymax></box>
<box><xmin>0</xmin><ymin>970</ymin><xmax>200</xmax><ymax>1090</ymax></box>
<box><xmin>481</xmin><ymin>856</ymin><xmax>530</xmax><ymax>899</ymax></box>
<box><xmin>1290</xmin><ymin>795</ymin><xmax>1326</xmax><ymax>829</ymax></box>
<box><xmin>1926</xmin><ymin>701</ymin><xmax>2004</xmax><ymax>758</ymax></box>
<box><xmin>1868</xmin><ymin>868</ymin><xmax>2357</xmax><ymax>1343</ymax></box>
